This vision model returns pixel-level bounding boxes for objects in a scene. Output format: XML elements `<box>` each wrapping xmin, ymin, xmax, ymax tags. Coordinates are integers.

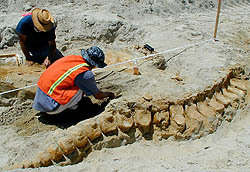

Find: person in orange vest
<box><xmin>33</xmin><ymin>46</ymin><xmax>115</xmax><ymax>114</ymax></box>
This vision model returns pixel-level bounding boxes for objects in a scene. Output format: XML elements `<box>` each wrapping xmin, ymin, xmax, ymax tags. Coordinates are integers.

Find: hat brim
<box><xmin>81</xmin><ymin>49</ymin><xmax>107</xmax><ymax>68</ymax></box>
<box><xmin>32</xmin><ymin>8</ymin><xmax>54</xmax><ymax>32</ymax></box>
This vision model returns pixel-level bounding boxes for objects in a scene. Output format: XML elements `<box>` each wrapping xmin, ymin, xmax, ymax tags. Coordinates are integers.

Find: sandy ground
<box><xmin>0</xmin><ymin>0</ymin><xmax>249</xmax><ymax>171</ymax></box>
<box><xmin>5</xmin><ymin>104</ymin><xmax>249</xmax><ymax>172</ymax></box>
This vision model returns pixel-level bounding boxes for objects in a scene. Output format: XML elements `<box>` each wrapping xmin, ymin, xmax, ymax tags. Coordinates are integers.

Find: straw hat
<box><xmin>31</xmin><ymin>8</ymin><xmax>54</xmax><ymax>32</ymax></box>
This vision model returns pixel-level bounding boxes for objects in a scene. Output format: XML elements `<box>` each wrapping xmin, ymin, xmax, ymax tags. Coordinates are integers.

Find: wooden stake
<box><xmin>133</xmin><ymin>60</ymin><xmax>140</xmax><ymax>75</ymax></box>
<box><xmin>15</xmin><ymin>54</ymin><xmax>20</xmax><ymax>66</ymax></box>
<box><xmin>0</xmin><ymin>53</ymin><xmax>16</xmax><ymax>58</ymax></box>
<box><xmin>213</xmin><ymin>0</ymin><xmax>222</xmax><ymax>39</ymax></box>
<box><xmin>133</xmin><ymin>66</ymin><xmax>140</xmax><ymax>75</ymax></box>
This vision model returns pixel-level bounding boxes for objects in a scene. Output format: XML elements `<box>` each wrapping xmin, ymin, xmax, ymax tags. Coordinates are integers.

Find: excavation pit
<box><xmin>0</xmin><ymin>0</ymin><xmax>249</xmax><ymax>171</ymax></box>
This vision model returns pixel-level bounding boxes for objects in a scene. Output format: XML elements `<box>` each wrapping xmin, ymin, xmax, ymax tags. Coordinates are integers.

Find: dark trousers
<box><xmin>30</xmin><ymin>46</ymin><xmax>64</xmax><ymax>64</ymax></box>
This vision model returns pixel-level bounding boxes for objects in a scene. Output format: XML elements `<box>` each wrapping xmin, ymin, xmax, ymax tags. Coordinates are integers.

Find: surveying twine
<box><xmin>95</xmin><ymin>38</ymin><xmax>214</xmax><ymax>71</ymax></box>
<box><xmin>0</xmin><ymin>38</ymin><xmax>214</xmax><ymax>96</ymax></box>
<box><xmin>0</xmin><ymin>84</ymin><xmax>37</xmax><ymax>96</ymax></box>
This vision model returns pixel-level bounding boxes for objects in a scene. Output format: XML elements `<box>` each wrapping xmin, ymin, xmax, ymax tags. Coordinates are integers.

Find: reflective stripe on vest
<box><xmin>48</xmin><ymin>63</ymin><xmax>89</xmax><ymax>95</ymax></box>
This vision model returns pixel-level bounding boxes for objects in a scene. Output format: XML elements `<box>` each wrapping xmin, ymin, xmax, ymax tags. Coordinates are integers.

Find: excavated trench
<box><xmin>1</xmin><ymin>31</ymin><xmax>250</xmax><ymax>172</ymax></box>
<box><xmin>0</xmin><ymin>47</ymin><xmax>144</xmax><ymax>133</ymax></box>
<box><xmin>0</xmin><ymin>0</ymin><xmax>249</xmax><ymax>171</ymax></box>
<box><xmin>1</xmin><ymin>44</ymin><xmax>249</xmax><ymax>170</ymax></box>
<box><xmin>5</xmin><ymin>64</ymin><xmax>249</xmax><ymax>169</ymax></box>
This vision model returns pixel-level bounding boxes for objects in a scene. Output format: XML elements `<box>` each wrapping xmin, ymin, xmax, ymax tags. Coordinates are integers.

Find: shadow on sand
<box><xmin>36</xmin><ymin>97</ymin><xmax>110</xmax><ymax>129</ymax></box>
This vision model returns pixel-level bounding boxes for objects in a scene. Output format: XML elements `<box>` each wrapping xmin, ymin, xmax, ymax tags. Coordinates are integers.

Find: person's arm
<box><xmin>48</xmin><ymin>40</ymin><xmax>57</xmax><ymax>60</ymax></box>
<box><xmin>16</xmin><ymin>16</ymin><xmax>35</xmax><ymax>65</ymax></box>
<box><xmin>18</xmin><ymin>34</ymin><xmax>34</xmax><ymax>65</ymax></box>
<box><xmin>43</xmin><ymin>26</ymin><xmax>59</xmax><ymax>68</ymax></box>
<box><xmin>75</xmin><ymin>71</ymin><xmax>115</xmax><ymax>100</ymax></box>
<box><xmin>93</xmin><ymin>90</ymin><xmax>115</xmax><ymax>100</ymax></box>
<box><xmin>43</xmin><ymin>40</ymin><xmax>57</xmax><ymax>67</ymax></box>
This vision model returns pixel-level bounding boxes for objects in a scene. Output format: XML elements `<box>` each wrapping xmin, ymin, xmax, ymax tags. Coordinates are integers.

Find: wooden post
<box><xmin>0</xmin><ymin>53</ymin><xmax>16</xmax><ymax>58</ymax></box>
<box><xmin>133</xmin><ymin>60</ymin><xmax>140</xmax><ymax>75</ymax></box>
<box><xmin>133</xmin><ymin>66</ymin><xmax>140</xmax><ymax>75</ymax></box>
<box><xmin>213</xmin><ymin>0</ymin><xmax>222</xmax><ymax>40</ymax></box>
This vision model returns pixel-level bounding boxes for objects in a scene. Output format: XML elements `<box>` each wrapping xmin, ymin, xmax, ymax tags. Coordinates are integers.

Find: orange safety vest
<box><xmin>38</xmin><ymin>55</ymin><xmax>90</xmax><ymax>105</ymax></box>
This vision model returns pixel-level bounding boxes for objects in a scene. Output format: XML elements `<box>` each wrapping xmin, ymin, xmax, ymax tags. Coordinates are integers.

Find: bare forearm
<box><xmin>48</xmin><ymin>45</ymin><xmax>56</xmax><ymax>61</ymax></box>
<box><xmin>19</xmin><ymin>41</ymin><xmax>32</xmax><ymax>60</ymax></box>
<box><xmin>94</xmin><ymin>91</ymin><xmax>115</xmax><ymax>100</ymax></box>
<box><xmin>48</xmin><ymin>40</ymin><xmax>57</xmax><ymax>61</ymax></box>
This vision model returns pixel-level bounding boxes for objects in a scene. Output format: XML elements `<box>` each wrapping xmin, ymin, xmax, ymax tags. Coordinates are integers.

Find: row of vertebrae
<box><xmin>12</xmin><ymin>67</ymin><xmax>249</xmax><ymax>169</ymax></box>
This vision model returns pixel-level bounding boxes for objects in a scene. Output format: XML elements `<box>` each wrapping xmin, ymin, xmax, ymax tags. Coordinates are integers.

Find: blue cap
<box><xmin>81</xmin><ymin>46</ymin><xmax>107</xmax><ymax>68</ymax></box>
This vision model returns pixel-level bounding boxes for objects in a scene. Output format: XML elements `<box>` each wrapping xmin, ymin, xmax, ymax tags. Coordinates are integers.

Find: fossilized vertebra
<box><xmin>10</xmin><ymin>66</ymin><xmax>249</xmax><ymax>169</ymax></box>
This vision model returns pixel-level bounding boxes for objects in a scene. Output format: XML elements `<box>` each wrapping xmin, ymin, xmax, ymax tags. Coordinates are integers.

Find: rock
<box><xmin>197</xmin><ymin>102</ymin><xmax>216</xmax><ymax>118</ymax></box>
<box><xmin>37</xmin><ymin>151</ymin><xmax>52</xmax><ymax>167</ymax></box>
<box><xmin>58</xmin><ymin>136</ymin><xmax>76</xmax><ymax>155</ymax></box>
<box><xmin>227</xmin><ymin>86</ymin><xmax>245</xmax><ymax>98</ymax></box>
<box><xmin>23</xmin><ymin>4</ymin><xmax>32</xmax><ymax>11</ymax></box>
<box><xmin>61</xmin><ymin>45</ymin><xmax>67</xmax><ymax>51</ymax></box>
<box><xmin>169</xmin><ymin>105</ymin><xmax>186</xmax><ymax>133</ymax></box>
<box><xmin>116</xmin><ymin>114</ymin><xmax>134</xmax><ymax>132</ymax></box>
<box><xmin>143</xmin><ymin>94</ymin><xmax>153</xmax><ymax>101</ymax></box>
<box><xmin>197</xmin><ymin>102</ymin><xmax>218</xmax><ymax>133</ymax></box>
<box><xmin>99</xmin><ymin>113</ymin><xmax>117</xmax><ymax>134</ymax></box>
<box><xmin>67</xmin><ymin>126</ymin><xmax>89</xmax><ymax>148</ymax></box>
<box><xmin>222</xmin><ymin>88</ymin><xmax>239</xmax><ymax>102</ymax></box>
<box><xmin>0</xmin><ymin>27</ymin><xmax>18</xmax><ymax>49</ymax></box>
<box><xmin>17</xmin><ymin>90</ymin><xmax>35</xmax><ymax>100</ymax></box>
<box><xmin>153</xmin><ymin>111</ymin><xmax>169</xmax><ymax>126</ymax></box>
<box><xmin>151</xmin><ymin>99</ymin><xmax>169</xmax><ymax>111</ymax></box>
<box><xmin>22</xmin><ymin>160</ymin><xmax>33</xmax><ymax>168</ymax></box>
<box><xmin>175</xmin><ymin>24</ymin><xmax>186</xmax><ymax>32</ymax></box>
<box><xmin>230</xmin><ymin>79</ymin><xmax>247</xmax><ymax>91</ymax></box>
<box><xmin>134</xmin><ymin>109</ymin><xmax>151</xmax><ymax>128</ymax></box>
<box><xmin>12</xmin><ymin>162</ymin><xmax>23</xmax><ymax>169</ymax></box>
<box><xmin>184</xmin><ymin>104</ymin><xmax>204</xmax><ymax>137</ymax></box>
<box><xmin>206</xmin><ymin>97</ymin><xmax>224</xmax><ymax>114</ymax></box>
<box><xmin>31</xmin><ymin>156</ymin><xmax>43</xmax><ymax>168</ymax></box>
<box><xmin>191</xmin><ymin>32</ymin><xmax>201</xmax><ymax>36</ymax></box>
<box><xmin>214</xmin><ymin>92</ymin><xmax>231</xmax><ymax>107</ymax></box>
<box><xmin>47</xmin><ymin>143</ymin><xmax>64</xmax><ymax>161</ymax></box>
<box><xmin>77</xmin><ymin>119</ymin><xmax>102</xmax><ymax>141</ymax></box>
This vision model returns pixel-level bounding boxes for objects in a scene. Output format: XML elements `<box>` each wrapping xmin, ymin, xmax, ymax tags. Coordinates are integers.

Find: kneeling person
<box><xmin>16</xmin><ymin>8</ymin><xmax>64</xmax><ymax>67</ymax></box>
<box><xmin>33</xmin><ymin>46</ymin><xmax>115</xmax><ymax>114</ymax></box>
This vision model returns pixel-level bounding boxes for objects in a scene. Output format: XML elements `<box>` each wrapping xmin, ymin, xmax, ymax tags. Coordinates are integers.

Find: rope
<box><xmin>0</xmin><ymin>84</ymin><xmax>37</xmax><ymax>96</ymax></box>
<box><xmin>94</xmin><ymin>38</ymin><xmax>214</xmax><ymax>70</ymax></box>
<box><xmin>0</xmin><ymin>38</ymin><xmax>214</xmax><ymax>96</ymax></box>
